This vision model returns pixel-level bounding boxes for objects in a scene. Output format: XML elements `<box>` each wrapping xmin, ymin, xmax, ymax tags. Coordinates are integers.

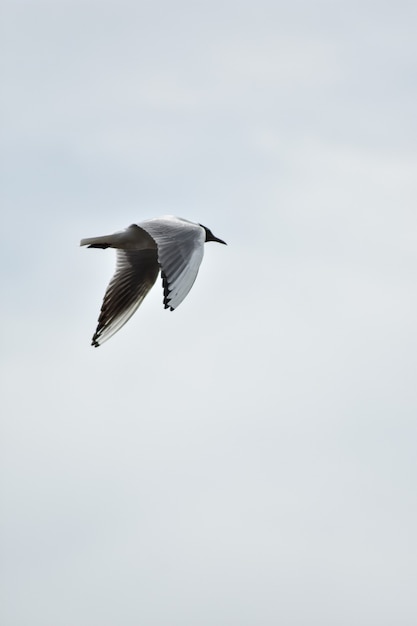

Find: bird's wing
<box><xmin>91</xmin><ymin>249</ymin><xmax>159</xmax><ymax>347</ymax></box>
<box><xmin>140</xmin><ymin>217</ymin><xmax>205</xmax><ymax>310</ymax></box>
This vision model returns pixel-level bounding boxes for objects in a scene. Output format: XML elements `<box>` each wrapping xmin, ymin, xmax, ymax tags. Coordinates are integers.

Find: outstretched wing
<box><xmin>91</xmin><ymin>249</ymin><xmax>159</xmax><ymax>347</ymax></box>
<box><xmin>140</xmin><ymin>217</ymin><xmax>205</xmax><ymax>310</ymax></box>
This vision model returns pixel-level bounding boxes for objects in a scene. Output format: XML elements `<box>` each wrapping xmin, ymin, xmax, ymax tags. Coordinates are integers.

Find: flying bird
<box><xmin>80</xmin><ymin>215</ymin><xmax>227</xmax><ymax>347</ymax></box>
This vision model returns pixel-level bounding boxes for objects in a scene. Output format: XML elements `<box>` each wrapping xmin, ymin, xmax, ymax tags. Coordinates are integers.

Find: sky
<box><xmin>1</xmin><ymin>0</ymin><xmax>417</xmax><ymax>624</ymax></box>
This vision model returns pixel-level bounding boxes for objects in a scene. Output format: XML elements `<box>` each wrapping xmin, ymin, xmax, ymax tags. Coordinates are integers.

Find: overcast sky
<box><xmin>1</xmin><ymin>1</ymin><xmax>417</xmax><ymax>625</ymax></box>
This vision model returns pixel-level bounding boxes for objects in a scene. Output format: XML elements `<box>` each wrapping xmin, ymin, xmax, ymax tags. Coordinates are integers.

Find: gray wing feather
<box><xmin>91</xmin><ymin>248</ymin><xmax>159</xmax><ymax>346</ymax></box>
<box><xmin>140</xmin><ymin>217</ymin><xmax>205</xmax><ymax>310</ymax></box>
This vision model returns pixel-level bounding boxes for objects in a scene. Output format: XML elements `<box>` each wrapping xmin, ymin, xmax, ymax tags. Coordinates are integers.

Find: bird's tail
<box><xmin>80</xmin><ymin>233</ymin><xmax>125</xmax><ymax>248</ymax></box>
<box><xmin>80</xmin><ymin>225</ymin><xmax>157</xmax><ymax>250</ymax></box>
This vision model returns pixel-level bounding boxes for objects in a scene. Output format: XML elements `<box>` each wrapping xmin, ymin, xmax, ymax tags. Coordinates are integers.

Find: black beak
<box><xmin>200</xmin><ymin>224</ymin><xmax>227</xmax><ymax>245</ymax></box>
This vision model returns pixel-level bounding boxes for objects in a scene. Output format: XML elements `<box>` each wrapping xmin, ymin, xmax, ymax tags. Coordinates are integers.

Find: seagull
<box><xmin>80</xmin><ymin>215</ymin><xmax>227</xmax><ymax>347</ymax></box>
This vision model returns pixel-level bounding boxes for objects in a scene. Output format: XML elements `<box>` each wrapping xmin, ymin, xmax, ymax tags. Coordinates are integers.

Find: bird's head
<box><xmin>200</xmin><ymin>224</ymin><xmax>227</xmax><ymax>245</ymax></box>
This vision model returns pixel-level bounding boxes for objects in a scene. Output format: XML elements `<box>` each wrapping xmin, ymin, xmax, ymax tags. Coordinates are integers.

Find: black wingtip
<box><xmin>161</xmin><ymin>270</ymin><xmax>173</xmax><ymax>310</ymax></box>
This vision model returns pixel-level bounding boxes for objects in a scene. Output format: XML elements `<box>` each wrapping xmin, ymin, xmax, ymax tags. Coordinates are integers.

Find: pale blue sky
<box><xmin>1</xmin><ymin>1</ymin><xmax>417</xmax><ymax>625</ymax></box>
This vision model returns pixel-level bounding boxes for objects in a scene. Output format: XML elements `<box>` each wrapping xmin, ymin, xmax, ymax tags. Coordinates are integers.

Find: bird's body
<box><xmin>80</xmin><ymin>216</ymin><xmax>226</xmax><ymax>347</ymax></box>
